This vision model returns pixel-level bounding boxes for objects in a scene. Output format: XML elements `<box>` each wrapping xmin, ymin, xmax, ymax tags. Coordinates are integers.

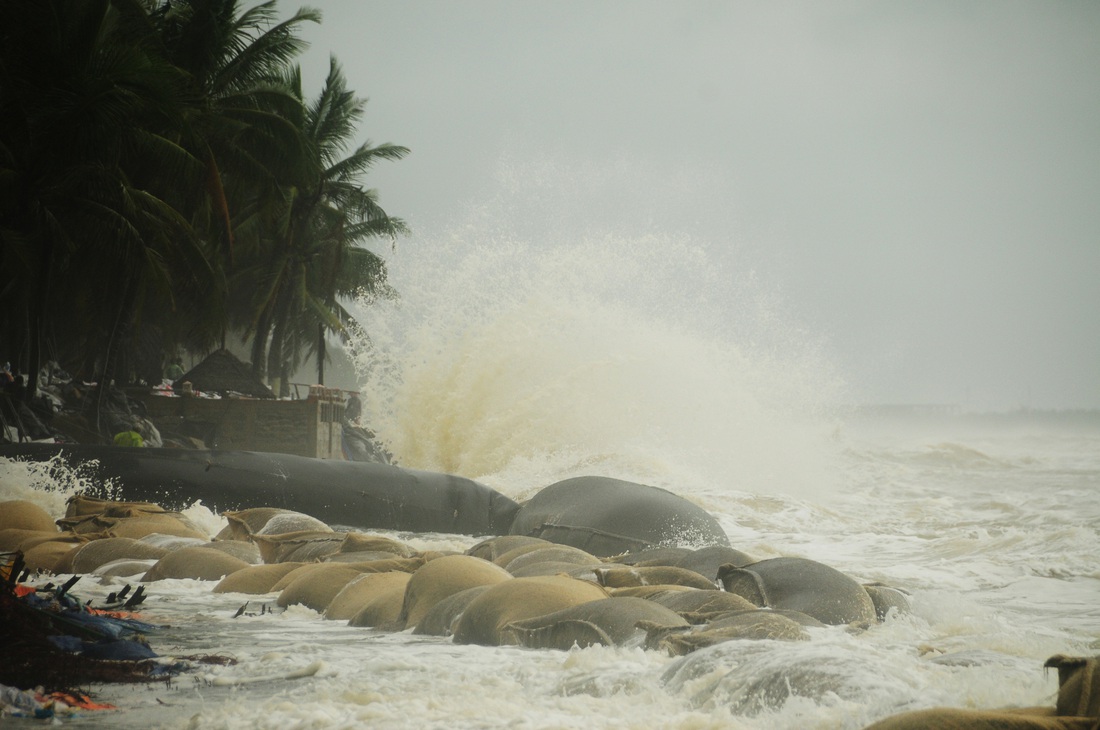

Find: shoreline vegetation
<box><xmin>0</xmin><ymin>0</ymin><xmax>407</xmax><ymax>436</ymax></box>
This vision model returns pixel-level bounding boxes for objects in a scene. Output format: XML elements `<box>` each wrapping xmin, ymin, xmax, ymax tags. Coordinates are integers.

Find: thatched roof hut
<box><xmin>172</xmin><ymin>349</ymin><xmax>275</xmax><ymax>399</ymax></box>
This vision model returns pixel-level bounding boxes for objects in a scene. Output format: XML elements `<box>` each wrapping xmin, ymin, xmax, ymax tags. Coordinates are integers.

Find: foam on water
<box><xmin>2</xmin><ymin>159</ymin><xmax>1098</xmax><ymax>728</ymax></box>
<box><xmin>2</xmin><ymin>423</ymin><xmax>1098</xmax><ymax>728</ymax></box>
<box><xmin>0</xmin><ymin>451</ymin><xmax>107</xmax><ymax>518</ymax></box>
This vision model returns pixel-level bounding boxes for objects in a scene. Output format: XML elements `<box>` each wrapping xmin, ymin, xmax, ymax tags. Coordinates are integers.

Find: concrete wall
<box><xmin>139</xmin><ymin>394</ymin><xmax>346</xmax><ymax>459</ymax></box>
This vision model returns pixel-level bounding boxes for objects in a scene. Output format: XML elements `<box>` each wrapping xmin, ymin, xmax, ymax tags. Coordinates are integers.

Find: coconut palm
<box><xmin>242</xmin><ymin>58</ymin><xmax>407</xmax><ymax>392</ymax></box>
<box><xmin>0</xmin><ymin>0</ymin><xmax>403</xmax><ymax>410</ymax></box>
<box><xmin>131</xmin><ymin>0</ymin><xmax>322</xmax><ymax>361</ymax></box>
<box><xmin>0</xmin><ymin>0</ymin><xmax>204</xmax><ymax>398</ymax></box>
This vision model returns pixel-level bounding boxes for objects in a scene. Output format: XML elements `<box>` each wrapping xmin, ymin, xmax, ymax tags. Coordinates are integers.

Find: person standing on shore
<box><xmin>344</xmin><ymin>392</ymin><xmax>362</xmax><ymax>425</ymax></box>
<box><xmin>164</xmin><ymin>357</ymin><xmax>184</xmax><ymax>382</ymax></box>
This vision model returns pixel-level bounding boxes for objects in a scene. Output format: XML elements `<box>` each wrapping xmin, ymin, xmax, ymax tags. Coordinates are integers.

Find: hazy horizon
<box><xmin>290</xmin><ymin>1</ymin><xmax>1099</xmax><ymax>411</ymax></box>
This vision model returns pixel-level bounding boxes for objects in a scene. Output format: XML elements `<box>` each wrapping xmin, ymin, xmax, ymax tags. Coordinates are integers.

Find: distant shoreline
<box><xmin>843</xmin><ymin>404</ymin><xmax>1100</xmax><ymax>426</ymax></box>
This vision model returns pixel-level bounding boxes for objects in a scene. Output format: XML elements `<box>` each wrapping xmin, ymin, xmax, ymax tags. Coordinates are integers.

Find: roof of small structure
<box><xmin>172</xmin><ymin>349</ymin><xmax>275</xmax><ymax>399</ymax></box>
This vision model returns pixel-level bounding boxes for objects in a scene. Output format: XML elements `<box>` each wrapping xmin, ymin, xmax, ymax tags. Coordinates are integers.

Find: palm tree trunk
<box><xmin>316</xmin><ymin>322</ymin><xmax>326</xmax><ymax>385</ymax></box>
<box><xmin>94</xmin><ymin>267</ymin><xmax>140</xmax><ymax>438</ymax></box>
<box><xmin>267</xmin><ymin>308</ymin><xmax>286</xmax><ymax>394</ymax></box>
<box><xmin>251</xmin><ymin>305</ymin><xmax>273</xmax><ymax>380</ymax></box>
<box><xmin>24</xmin><ymin>236</ymin><xmax>56</xmax><ymax>404</ymax></box>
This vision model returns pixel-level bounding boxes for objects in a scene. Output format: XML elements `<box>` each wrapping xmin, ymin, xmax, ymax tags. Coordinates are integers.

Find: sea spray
<box><xmin>0</xmin><ymin>452</ymin><xmax>224</xmax><ymax>536</ymax></box>
<box><xmin>347</xmin><ymin>159</ymin><xmax>846</xmax><ymax>500</ymax></box>
<box><xmin>0</xmin><ymin>453</ymin><xmax>108</xmax><ymax>517</ymax></box>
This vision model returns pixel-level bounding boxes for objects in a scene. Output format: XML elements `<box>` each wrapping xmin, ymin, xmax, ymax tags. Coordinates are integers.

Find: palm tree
<box><xmin>0</xmin><ymin>0</ymin><xmax>203</xmax><ymax>401</ymax></box>
<box><xmin>1</xmin><ymin>0</ymin><xmax>401</xmax><ymax>412</ymax></box>
<box><xmin>133</xmin><ymin>0</ymin><xmax>322</xmax><ymax>361</ymax></box>
<box><xmin>243</xmin><ymin>58</ymin><xmax>407</xmax><ymax>392</ymax></box>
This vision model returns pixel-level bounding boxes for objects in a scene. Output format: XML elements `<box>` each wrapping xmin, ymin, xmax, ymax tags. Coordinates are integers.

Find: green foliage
<box><xmin>0</xmin><ymin>0</ymin><xmax>407</xmax><ymax>394</ymax></box>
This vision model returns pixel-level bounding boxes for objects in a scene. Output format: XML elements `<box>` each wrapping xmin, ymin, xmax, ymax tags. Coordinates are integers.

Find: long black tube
<box><xmin>0</xmin><ymin>444</ymin><xmax>520</xmax><ymax>537</ymax></box>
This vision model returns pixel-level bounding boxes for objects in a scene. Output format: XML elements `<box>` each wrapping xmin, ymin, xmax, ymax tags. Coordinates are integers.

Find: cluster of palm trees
<box><xmin>0</xmin><ymin>0</ymin><xmax>408</xmax><ymax>400</ymax></box>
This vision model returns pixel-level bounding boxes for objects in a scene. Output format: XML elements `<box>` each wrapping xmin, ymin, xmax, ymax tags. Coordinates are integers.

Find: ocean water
<box><xmin>4</xmin><ymin>408</ymin><xmax>1097</xmax><ymax>729</ymax></box>
<box><xmin>3</xmin><ymin>190</ymin><xmax>1099</xmax><ymax>728</ymax></box>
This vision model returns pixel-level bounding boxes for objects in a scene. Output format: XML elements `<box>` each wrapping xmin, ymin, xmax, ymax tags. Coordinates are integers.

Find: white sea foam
<box><xmin>2</xmin><ymin>160</ymin><xmax>1098</xmax><ymax>729</ymax></box>
<box><xmin>0</xmin><ymin>451</ymin><xmax>106</xmax><ymax>517</ymax></box>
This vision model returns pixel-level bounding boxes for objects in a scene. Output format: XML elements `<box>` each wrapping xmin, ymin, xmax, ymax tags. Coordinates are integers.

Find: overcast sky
<box><xmin>294</xmin><ymin>1</ymin><xmax>1099</xmax><ymax>411</ymax></box>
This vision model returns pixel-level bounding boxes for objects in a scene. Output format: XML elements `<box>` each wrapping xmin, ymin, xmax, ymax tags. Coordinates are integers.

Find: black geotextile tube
<box><xmin>507</xmin><ymin>475</ymin><xmax>731</xmax><ymax>556</ymax></box>
<box><xmin>0</xmin><ymin>443</ymin><xmax>521</xmax><ymax>537</ymax></box>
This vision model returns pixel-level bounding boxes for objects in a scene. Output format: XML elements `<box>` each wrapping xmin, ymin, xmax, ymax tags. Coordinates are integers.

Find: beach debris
<box><xmin>0</xmin><ymin>551</ymin><xmax>181</xmax><ymax>697</ymax></box>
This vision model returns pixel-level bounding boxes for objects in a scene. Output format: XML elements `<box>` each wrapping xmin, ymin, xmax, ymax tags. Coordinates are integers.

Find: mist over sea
<box><xmin>3</xmin><ymin>169</ymin><xmax>1098</xmax><ymax>728</ymax></box>
<box><xmin>347</xmin><ymin>158</ymin><xmax>845</xmax><ymax>500</ymax></box>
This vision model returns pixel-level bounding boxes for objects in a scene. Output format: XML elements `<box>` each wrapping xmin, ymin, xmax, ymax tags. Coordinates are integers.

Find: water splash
<box><xmin>0</xmin><ymin>452</ymin><xmax>227</xmax><ymax>537</ymax></box>
<box><xmin>348</xmin><ymin>157</ymin><xmax>846</xmax><ymax>500</ymax></box>
<box><xmin>0</xmin><ymin>453</ymin><xmax>113</xmax><ymax>518</ymax></box>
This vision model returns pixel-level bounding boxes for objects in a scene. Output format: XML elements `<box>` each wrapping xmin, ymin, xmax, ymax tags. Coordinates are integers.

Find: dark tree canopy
<box><xmin>0</xmin><ymin>0</ymin><xmax>407</xmax><ymax>404</ymax></box>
